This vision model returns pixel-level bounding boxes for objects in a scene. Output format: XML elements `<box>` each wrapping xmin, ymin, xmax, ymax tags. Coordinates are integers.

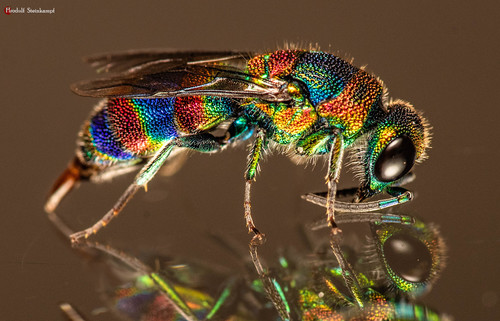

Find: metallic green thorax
<box><xmin>243</xmin><ymin>50</ymin><xmax>387</xmax><ymax>154</ymax></box>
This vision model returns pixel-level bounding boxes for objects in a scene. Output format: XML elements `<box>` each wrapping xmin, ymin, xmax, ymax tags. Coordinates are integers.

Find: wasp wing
<box><xmin>83</xmin><ymin>50</ymin><xmax>252</xmax><ymax>74</ymax></box>
<box><xmin>72</xmin><ymin>51</ymin><xmax>290</xmax><ymax>102</ymax></box>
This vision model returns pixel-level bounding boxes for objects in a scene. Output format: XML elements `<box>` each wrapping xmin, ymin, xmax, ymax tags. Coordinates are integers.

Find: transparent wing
<box><xmin>83</xmin><ymin>50</ymin><xmax>252</xmax><ymax>74</ymax></box>
<box><xmin>71</xmin><ymin>50</ymin><xmax>291</xmax><ymax>101</ymax></box>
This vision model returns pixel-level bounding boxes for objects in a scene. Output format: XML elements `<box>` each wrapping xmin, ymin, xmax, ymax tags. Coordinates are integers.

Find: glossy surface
<box><xmin>2</xmin><ymin>1</ymin><xmax>499</xmax><ymax>320</ymax></box>
<box><xmin>52</xmin><ymin>211</ymin><xmax>448</xmax><ymax>321</ymax></box>
<box><xmin>374</xmin><ymin>136</ymin><xmax>416</xmax><ymax>182</ymax></box>
<box><xmin>383</xmin><ymin>233</ymin><xmax>432</xmax><ymax>282</ymax></box>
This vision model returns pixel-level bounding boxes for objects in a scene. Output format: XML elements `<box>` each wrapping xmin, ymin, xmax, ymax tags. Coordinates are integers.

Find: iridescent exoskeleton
<box><xmin>45</xmin><ymin>49</ymin><xmax>431</xmax><ymax>244</ymax></box>
<box><xmin>51</xmin><ymin>208</ymin><xmax>448</xmax><ymax>321</ymax></box>
<box><xmin>49</xmin><ymin>212</ymin><xmax>258</xmax><ymax>321</ymax></box>
<box><xmin>249</xmin><ymin>200</ymin><xmax>448</xmax><ymax>321</ymax></box>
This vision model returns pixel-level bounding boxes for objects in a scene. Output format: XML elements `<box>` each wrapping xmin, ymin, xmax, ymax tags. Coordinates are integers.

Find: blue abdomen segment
<box><xmin>80</xmin><ymin>98</ymin><xmax>178</xmax><ymax>166</ymax></box>
<box><xmin>79</xmin><ymin>97</ymin><xmax>236</xmax><ymax>166</ymax></box>
<box><xmin>85</xmin><ymin>106</ymin><xmax>137</xmax><ymax>162</ymax></box>
<box><xmin>133</xmin><ymin>98</ymin><xmax>178</xmax><ymax>142</ymax></box>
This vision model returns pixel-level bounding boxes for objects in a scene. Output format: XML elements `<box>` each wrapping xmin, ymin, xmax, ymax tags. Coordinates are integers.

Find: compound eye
<box><xmin>383</xmin><ymin>233</ymin><xmax>432</xmax><ymax>283</ymax></box>
<box><xmin>374</xmin><ymin>136</ymin><xmax>416</xmax><ymax>182</ymax></box>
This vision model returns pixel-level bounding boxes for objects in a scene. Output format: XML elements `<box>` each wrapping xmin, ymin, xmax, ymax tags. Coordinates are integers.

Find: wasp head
<box><xmin>356</xmin><ymin>100</ymin><xmax>431</xmax><ymax>200</ymax></box>
<box><xmin>363</xmin><ymin>217</ymin><xmax>446</xmax><ymax>297</ymax></box>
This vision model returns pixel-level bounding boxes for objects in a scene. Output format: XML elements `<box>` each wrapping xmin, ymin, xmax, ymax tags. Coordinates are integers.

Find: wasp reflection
<box><xmin>253</xmin><ymin>218</ymin><xmax>448</xmax><ymax>320</ymax></box>
<box><xmin>51</xmin><ymin>209</ymin><xmax>448</xmax><ymax>321</ymax></box>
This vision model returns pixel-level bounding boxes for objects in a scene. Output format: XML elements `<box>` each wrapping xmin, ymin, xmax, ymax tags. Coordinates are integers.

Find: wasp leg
<box><xmin>244</xmin><ymin>129</ymin><xmax>267</xmax><ymax>245</ymax></box>
<box><xmin>330</xmin><ymin>235</ymin><xmax>365</xmax><ymax>308</ymax></box>
<box><xmin>69</xmin><ymin>141</ymin><xmax>176</xmax><ymax>242</ymax></box>
<box><xmin>325</xmin><ymin>135</ymin><xmax>345</xmax><ymax>235</ymax></box>
<box><xmin>302</xmin><ymin>187</ymin><xmax>413</xmax><ymax>213</ymax></box>
<box><xmin>208</xmin><ymin>233</ymin><xmax>291</xmax><ymax>319</ymax></box>
<box><xmin>86</xmin><ymin>244</ymin><xmax>202</xmax><ymax>321</ymax></box>
<box><xmin>70</xmin><ymin>133</ymin><xmax>224</xmax><ymax>243</ymax></box>
<box><xmin>303</xmin><ymin>188</ymin><xmax>414</xmax><ymax>228</ymax></box>
<box><xmin>49</xmin><ymin>211</ymin><xmax>202</xmax><ymax>321</ymax></box>
<box><xmin>249</xmin><ymin>242</ymin><xmax>292</xmax><ymax>321</ymax></box>
<box><xmin>308</xmin><ymin>211</ymin><xmax>414</xmax><ymax>230</ymax></box>
<box><xmin>203</xmin><ymin>279</ymin><xmax>242</xmax><ymax>320</ymax></box>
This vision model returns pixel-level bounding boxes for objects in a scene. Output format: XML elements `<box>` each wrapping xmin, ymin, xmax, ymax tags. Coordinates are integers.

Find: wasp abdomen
<box><xmin>79</xmin><ymin>97</ymin><xmax>236</xmax><ymax>167</ymax></box>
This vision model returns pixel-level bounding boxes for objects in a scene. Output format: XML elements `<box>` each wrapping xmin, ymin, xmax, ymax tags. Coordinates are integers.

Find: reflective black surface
<box><xmin>2</xmin><ymin>1</ymin><xmax>499</xmax><ymax>320</ymax></box>
<box><xmin>374</xmin><ymin>136</ymin><xmax>416</xmax><ymax>182</ymax></box>
<box><xmin>383</xmin><ymin>232</ymin><xmax>432</xmax><ymax>282</ymax></box>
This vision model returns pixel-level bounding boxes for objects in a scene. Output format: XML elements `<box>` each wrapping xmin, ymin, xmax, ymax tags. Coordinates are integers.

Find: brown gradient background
<box><xmin>2</xmin><ymin>1</ymin><xmax>499</xmax><ymax>320</ymax></box>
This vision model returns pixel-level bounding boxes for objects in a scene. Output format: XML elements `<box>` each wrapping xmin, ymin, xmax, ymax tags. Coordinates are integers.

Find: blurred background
<box><xmin>2</xmin><ymin>1</ymin><xmax>499</xmax><ymax>319</ymax></box>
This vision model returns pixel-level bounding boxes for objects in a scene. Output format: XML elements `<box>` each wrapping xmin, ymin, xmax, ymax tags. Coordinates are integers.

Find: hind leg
<box><xmin>69</xmin><ymin>133</ymin><xmax>223</xmax><ymax>243</ymax></box>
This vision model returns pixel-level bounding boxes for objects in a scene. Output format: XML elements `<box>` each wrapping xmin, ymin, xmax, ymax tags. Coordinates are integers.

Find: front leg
<box><xmin>325</xmin><ymin>134</ymin><xmax>345</xmax><ymax>234</ymax></box>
